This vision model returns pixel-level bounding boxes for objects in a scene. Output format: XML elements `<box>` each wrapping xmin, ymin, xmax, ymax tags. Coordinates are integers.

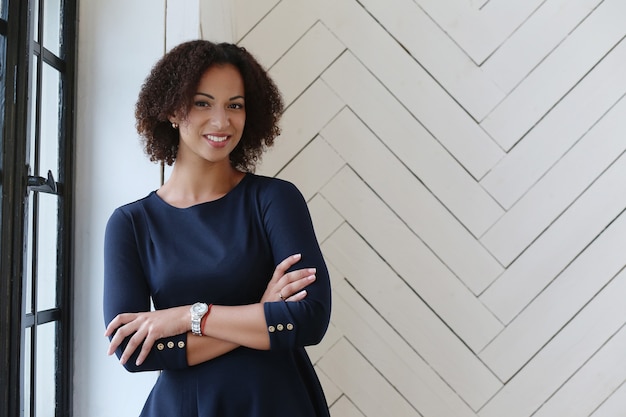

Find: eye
<box><xmin>194</xmin><ymin>100</ymin><xmax>210</xmax><ymax>108</ymax></box>
<box><xmin>229</xmin><ymin>103</ymin><xmax>244</xmax><ymax>110</ymax></box>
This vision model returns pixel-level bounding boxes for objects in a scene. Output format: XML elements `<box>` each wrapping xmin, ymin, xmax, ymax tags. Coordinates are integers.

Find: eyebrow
<box><xmin>195</xmin><ymin>92</ymin><xmax>245</xmax><ymax>101</ymax></box>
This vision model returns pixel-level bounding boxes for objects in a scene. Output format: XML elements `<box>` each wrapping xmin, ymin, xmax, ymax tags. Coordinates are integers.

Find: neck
<box><xmin>158</xmin><ymin>159</ymin><xmax>245</xmax><ymax>208</ymax></box>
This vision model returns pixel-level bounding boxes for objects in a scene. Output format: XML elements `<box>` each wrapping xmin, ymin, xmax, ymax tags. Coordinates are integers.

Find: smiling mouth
<box><xmin>206</xmin><ymin>134</ymin><xmax>229</xmax><ymax>143</ymax></box>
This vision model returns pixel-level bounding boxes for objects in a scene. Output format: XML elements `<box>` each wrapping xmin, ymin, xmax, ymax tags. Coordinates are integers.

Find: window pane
<box><xmin>33</xmin><ymin>0</ymin><xmax>40</xmax><ymax>45</ymax></box>
<box><xmin>36</xmin><ymin>193</ymin><xmax>58</xmax><ymax>310</ymax></box>
<box><xmin>40</xmin><ymin>62</ymin><xmax>60</xmax><ymax>181</ymax></box>
<box><xmin>25</xmin><ymin>200</ymin><xmax>34</xmax><ymax>314</ymax></box>
<box><xmin>24</xmin><ymin>327</ymin><xmax>33</xmax><ymax>417</ymax></box>
<box><xmin>43</xmin><ymin>0</ymin><xmax>61</xmax><ymax>57</ymax></box>
<box><xmin>35</xmin><ymin>322</ymin><xmax>57</xmax><ymax>417</ymax></box>
<box><xmin>29</xmin><ymin>58</ymin><xmax>38</xmax><ymax>174</ymax></box>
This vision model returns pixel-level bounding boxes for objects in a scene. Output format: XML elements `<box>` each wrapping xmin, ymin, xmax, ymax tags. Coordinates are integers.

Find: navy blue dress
<box><xmin>103</xmin><ymin>174</ymin><xmax>331</xmax><ymax>417</ymax></box>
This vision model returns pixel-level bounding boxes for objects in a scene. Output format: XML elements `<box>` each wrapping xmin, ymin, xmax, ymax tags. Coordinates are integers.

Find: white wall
<box><xmin>74</xmin><ymin>1</ymin><xmax>232</xmax><ymax>415</ymax></box>
<box><xmin>231</xmin><ymin>0</ymin><xmax>626</xmax><ymax>416</ymax></box>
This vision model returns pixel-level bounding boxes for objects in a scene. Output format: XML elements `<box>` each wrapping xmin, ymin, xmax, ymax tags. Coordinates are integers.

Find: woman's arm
<box><xmin>105</xmin><ymin>239</ymin><xmax>315</xmax><ymax>367</ymax></box>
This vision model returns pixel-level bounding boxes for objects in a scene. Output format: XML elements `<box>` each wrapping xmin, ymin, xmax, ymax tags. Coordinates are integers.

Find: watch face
<box><xmin>192</xmin><ymin>303</ymin><xmax>208</xmax><ymax>315</ymax></box>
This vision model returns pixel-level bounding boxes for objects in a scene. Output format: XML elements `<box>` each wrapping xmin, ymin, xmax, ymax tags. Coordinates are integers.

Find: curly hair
<box><xmin>135</xmin><ymin>40</ymin><xmax>284</xmax><ymax>172</ymax></box>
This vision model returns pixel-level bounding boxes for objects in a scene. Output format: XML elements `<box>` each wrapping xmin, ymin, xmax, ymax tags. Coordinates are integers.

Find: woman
<box><xmin>103</xmin><ymin>40</ymin><xmax>331</xmax><ymax>417</ymax></box>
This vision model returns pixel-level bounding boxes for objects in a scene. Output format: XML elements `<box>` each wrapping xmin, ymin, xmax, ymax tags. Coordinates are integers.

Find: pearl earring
<box><xmin>172</xmin><ymin>122</ymin><xmax>178</xmax><ymax>129</ymax></box>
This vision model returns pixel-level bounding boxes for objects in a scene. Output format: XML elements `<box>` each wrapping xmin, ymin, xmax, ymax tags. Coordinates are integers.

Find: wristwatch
<box><xmin>190</xmin><ymin>302</ymin><xmax>209</xmax><ymax>336</ymax></box>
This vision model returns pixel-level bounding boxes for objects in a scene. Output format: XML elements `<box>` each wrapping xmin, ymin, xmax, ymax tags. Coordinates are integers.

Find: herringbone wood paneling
<box><xmin>231</xmin><ymin>0</ymin><xmax>626</xmax><ymax>415</ymax></box>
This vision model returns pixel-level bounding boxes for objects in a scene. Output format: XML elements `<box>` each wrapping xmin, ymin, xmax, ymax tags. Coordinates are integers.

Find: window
<box><xmin>0</xmin><ymin>0</ymin><xmax>76</xmax><ymax>416</ymax></box>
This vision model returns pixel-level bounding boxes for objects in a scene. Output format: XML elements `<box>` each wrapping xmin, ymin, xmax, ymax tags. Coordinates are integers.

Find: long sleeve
<box><xmin>260</xmin><ymin>180</ymin><xmax>332</xmax><ymax>350</ymax></box>
<box><xmin>103</xmin><ymin>207</ymin><xmax>188</xmax><ymax>372</ymax></box>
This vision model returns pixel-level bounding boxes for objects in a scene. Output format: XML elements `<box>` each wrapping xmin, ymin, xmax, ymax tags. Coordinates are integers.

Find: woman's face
<box><xmin>173</xmin><ymin>64</ymin><xmax>246</xmax><ymax>167</ymax></box>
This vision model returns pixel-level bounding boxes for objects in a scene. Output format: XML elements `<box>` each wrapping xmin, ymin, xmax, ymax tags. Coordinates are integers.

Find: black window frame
<box><xmin>0</xmin><ymin>0</ymin><xmax>77</xmax><ymax>416</ymax></box>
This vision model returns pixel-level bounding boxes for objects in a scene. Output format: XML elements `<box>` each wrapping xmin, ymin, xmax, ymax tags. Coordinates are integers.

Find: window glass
<box><xmin>43</xmin><ymin>0</ymin><xmax>61</xmax><ymax>57</ymax></box>
<box><xmin>25</xmin><ymin>200</ymin><xmax>34</xmax><ymax>314</ymax></box>
<box><xmin>33</xmin><ymin>0</ymin><xmax>40</xmax><ymax>45</ymax></box>
<box><xmin>36</xmin><ymin>192</ymin><xmax>59</xmax><ymax>310</ymax></box>
<box><xmin>24</xmin><ymin>328</ymin><xmax>32</xmax><ymax>417</ymax></box>
<box><xmin>35</xmin><ymin>321</ymin><xmax>57</xmax><ymax>417</ymax></box>
<box><xmin>40</xmin><ymin>62</ymin><xmax>60</xmax><ymax>183</ymax></box>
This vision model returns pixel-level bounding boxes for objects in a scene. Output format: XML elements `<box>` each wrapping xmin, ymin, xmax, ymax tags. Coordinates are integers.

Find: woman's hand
<box><xmin>104</xmin><ymin>305</ymin><xmax>190</xmax><ymax>366</ymax></box>
<box><xmin>260</xmin><ymin>253</ymin><xmax>316</xmax><ymax>303</ymax></box>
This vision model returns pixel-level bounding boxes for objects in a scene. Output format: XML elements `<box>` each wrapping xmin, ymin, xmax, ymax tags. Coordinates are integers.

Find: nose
<box><xmin>210</xmin><ymin>107</ymin><xmax>230</xmax><ymax>130</ymax></box>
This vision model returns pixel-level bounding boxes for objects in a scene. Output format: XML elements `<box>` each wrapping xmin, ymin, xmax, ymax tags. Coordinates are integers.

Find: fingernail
<box><xmin>308</xmin><ymin>268</ymin><xmax>316</xmax><ymax>274</ymax></box>
<box><xmin>307</xmin><ymin>275</ymin><xmax>316</xmax><ymax>281</ymax></box>
<box><xmin>293</xmin><ymin>253</ymin><xmax>302</xmax><ymax>259</ymax></box>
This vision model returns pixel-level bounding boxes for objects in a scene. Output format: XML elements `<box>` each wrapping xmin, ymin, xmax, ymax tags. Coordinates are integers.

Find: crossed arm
<box><xmin>104</xmin><ymin>254</ymin><xmax>316</xmax><ymax>367</ymax></box>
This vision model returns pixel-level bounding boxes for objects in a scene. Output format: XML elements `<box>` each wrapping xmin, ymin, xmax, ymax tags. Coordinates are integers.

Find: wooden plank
<box><xmin>481</xmin><ymin>0</ymin><xmax>626</xmax><ymax>151</ymax></box>
<box><xmin>480</xmin><ymin>96</ymin><xmax>626</xmax><ymax>265</ymax></box>
<box><xmin>238</xmin><ymin>0</ymin><xmax>319</xmax><ymax>69</ymax></box>
<box><xmin>532</xmin><ymin>325</ymin><xmax>626</xmax><ymax>416</ymax></box>
<box><xmin>307</xmin><ymin>194</ymin><xmax>344</xmax><ymax>245</ymax></box>
<box><xmin>198</xmin><ymin>0</ymin><xmax>234</xmax><ymax>42</ymax></box>
<box><xmin>332</xmin><ymin>278</ymin><xmax>479</xmax><ymax>417</ymax></box>
<box><xmin>318</xmin><ymin>0</ymin><xmax>503</xmax><ymax>180</ymax></box>
<box><xmin>269</xmin><ymin>22</ymin><xmax>345</xmax><ymax>106</ymax></box>
<box><xmin>322</xmin><ymin>167</ymin><xmax>502</xmax><ymax>351</ymax></box>
<box><xmin>480</xmin><ymin>210</ymin><xmax>626</xmax><ymax>381</ymax></box>
<box><xmin>232</xmin><ymin>0</ymin><xmax>279</xmax><ymax>42</ymax></box>
<box><xmin>479</xmin><ymin>268</ymin><xmax>626</xmax><ymax>417</ymax></box>
<box><xmin>306</xmin><ymin>321</ymin><xmax>342</xmax><ymax>365</ymax></box>
<box><xmin>330</xmin><ymin>396</ymin><xmax>365</xmax><ymax>417</ymax></box>
<box><xmin>321</xmin><ymin>53</ymin><xmax>503</xmax><ymax>237</ymax></box>
<box><xmin>321</xmin><ymin>107</ymin><xmax>502</xmax><ymax>294</ymax></box>
<box><xmin>482</xmin><ymin>0</ymin><xmax>603</xmax><ymax>93</ymax></box>
<box><xmin>277</xmin><ymin>136</ymin><xmax>344</xmax><ymax>201</ymax></box>
<box><xmin>480</xmin><ymin>150</ymin><xmax>626</xmax><ymax>324</ymax></box>
<box><xmin>359</xmin><ymin>0</ymin><xmax>504</xmax><ymax>120</ymax></box>
<box><xmin>318</xmin><ymin>339</ymin><xmax>420</xmax><ymax>417</ymax></box>
<box><xmin>256</xmin><ymin>79</ymin><xmax>344</xmax><ymax>177</ymax></box>
<box><xmin>480</xmin><ymin>36</ymin><xmax>626</xmax><ymax>209</ymax></box>
<box><xmin>315</xmin><ymin>366</ymin><xmax>343</xmax><ymax>407</ymax></box>
<box><xmin>322</xmin><ymin>222</ymin><xmax>502</xmax><ymax>410</ymax></box>
<box><xmin>590</xmin><ymin>381</ymin><xmax>626</xmax><ymax>417</ymax></box>
<box><xmin>415</xmin><ymin>0</ymin><xmax>544</xmax><ymax>63</ymax></box>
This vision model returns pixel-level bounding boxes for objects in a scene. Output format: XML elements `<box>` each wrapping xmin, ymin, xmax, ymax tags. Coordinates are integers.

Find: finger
<box><xmin>286</xmin><ymin>290</ymin><xmax>307</xmax><ymax>302</ymax></box>
<box><xmin>270</xmin><ymin>254</ymin><xmax>302</xmax><ymax>283</ymax></box>
<box><xmin>104</xmin><ymin>313</ymin><xmax>135</xmax><ymax>337</ymax></box>
<box><xmin>281</xmin><ymin>273</ymin><xmax>316</xmax><ymax>298</ymax></box>
<box><xmin>120</xmin><ymin>328</ymin><xmax>147</xmax><ymax>365</ymax></box>
<box><xmin>135</xmin><ymin>334</ymin><xmax>156</xmax><ymax>366</ymax></box>
<box><xmin>107</xmin><ymin>323</ymin><xmax>134</xmax><ymax>355</ymax></box>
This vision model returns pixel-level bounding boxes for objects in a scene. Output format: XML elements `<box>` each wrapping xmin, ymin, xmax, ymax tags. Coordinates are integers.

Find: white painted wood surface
<box><xmin>230</xmin><ymin>0</ymin><xmax>626</xmax><ymax>415</ymax></box>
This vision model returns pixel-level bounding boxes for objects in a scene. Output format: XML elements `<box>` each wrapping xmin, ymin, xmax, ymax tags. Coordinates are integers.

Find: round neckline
<box><xmin>151</xmin><ymin>173</ymin><xmax>250</xmax><ymax>209</ymax></box>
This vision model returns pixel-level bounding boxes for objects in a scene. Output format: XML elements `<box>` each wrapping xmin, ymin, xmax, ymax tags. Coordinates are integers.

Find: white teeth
<box><xmin>206</xmin><ymin>135</ymin><xmax>228</xmax><ymax>142</ymax></box>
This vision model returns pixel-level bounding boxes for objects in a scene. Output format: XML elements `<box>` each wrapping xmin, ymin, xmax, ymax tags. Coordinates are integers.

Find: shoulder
<box><xmin>106</xmin><ymin>192</ymin><xmax>156</xmax><ymax>229</ymax></box>
<box><xmin>246</xmin><ymin>174</ymin><xmax>303</xmax><ymax>199</ymax></box>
